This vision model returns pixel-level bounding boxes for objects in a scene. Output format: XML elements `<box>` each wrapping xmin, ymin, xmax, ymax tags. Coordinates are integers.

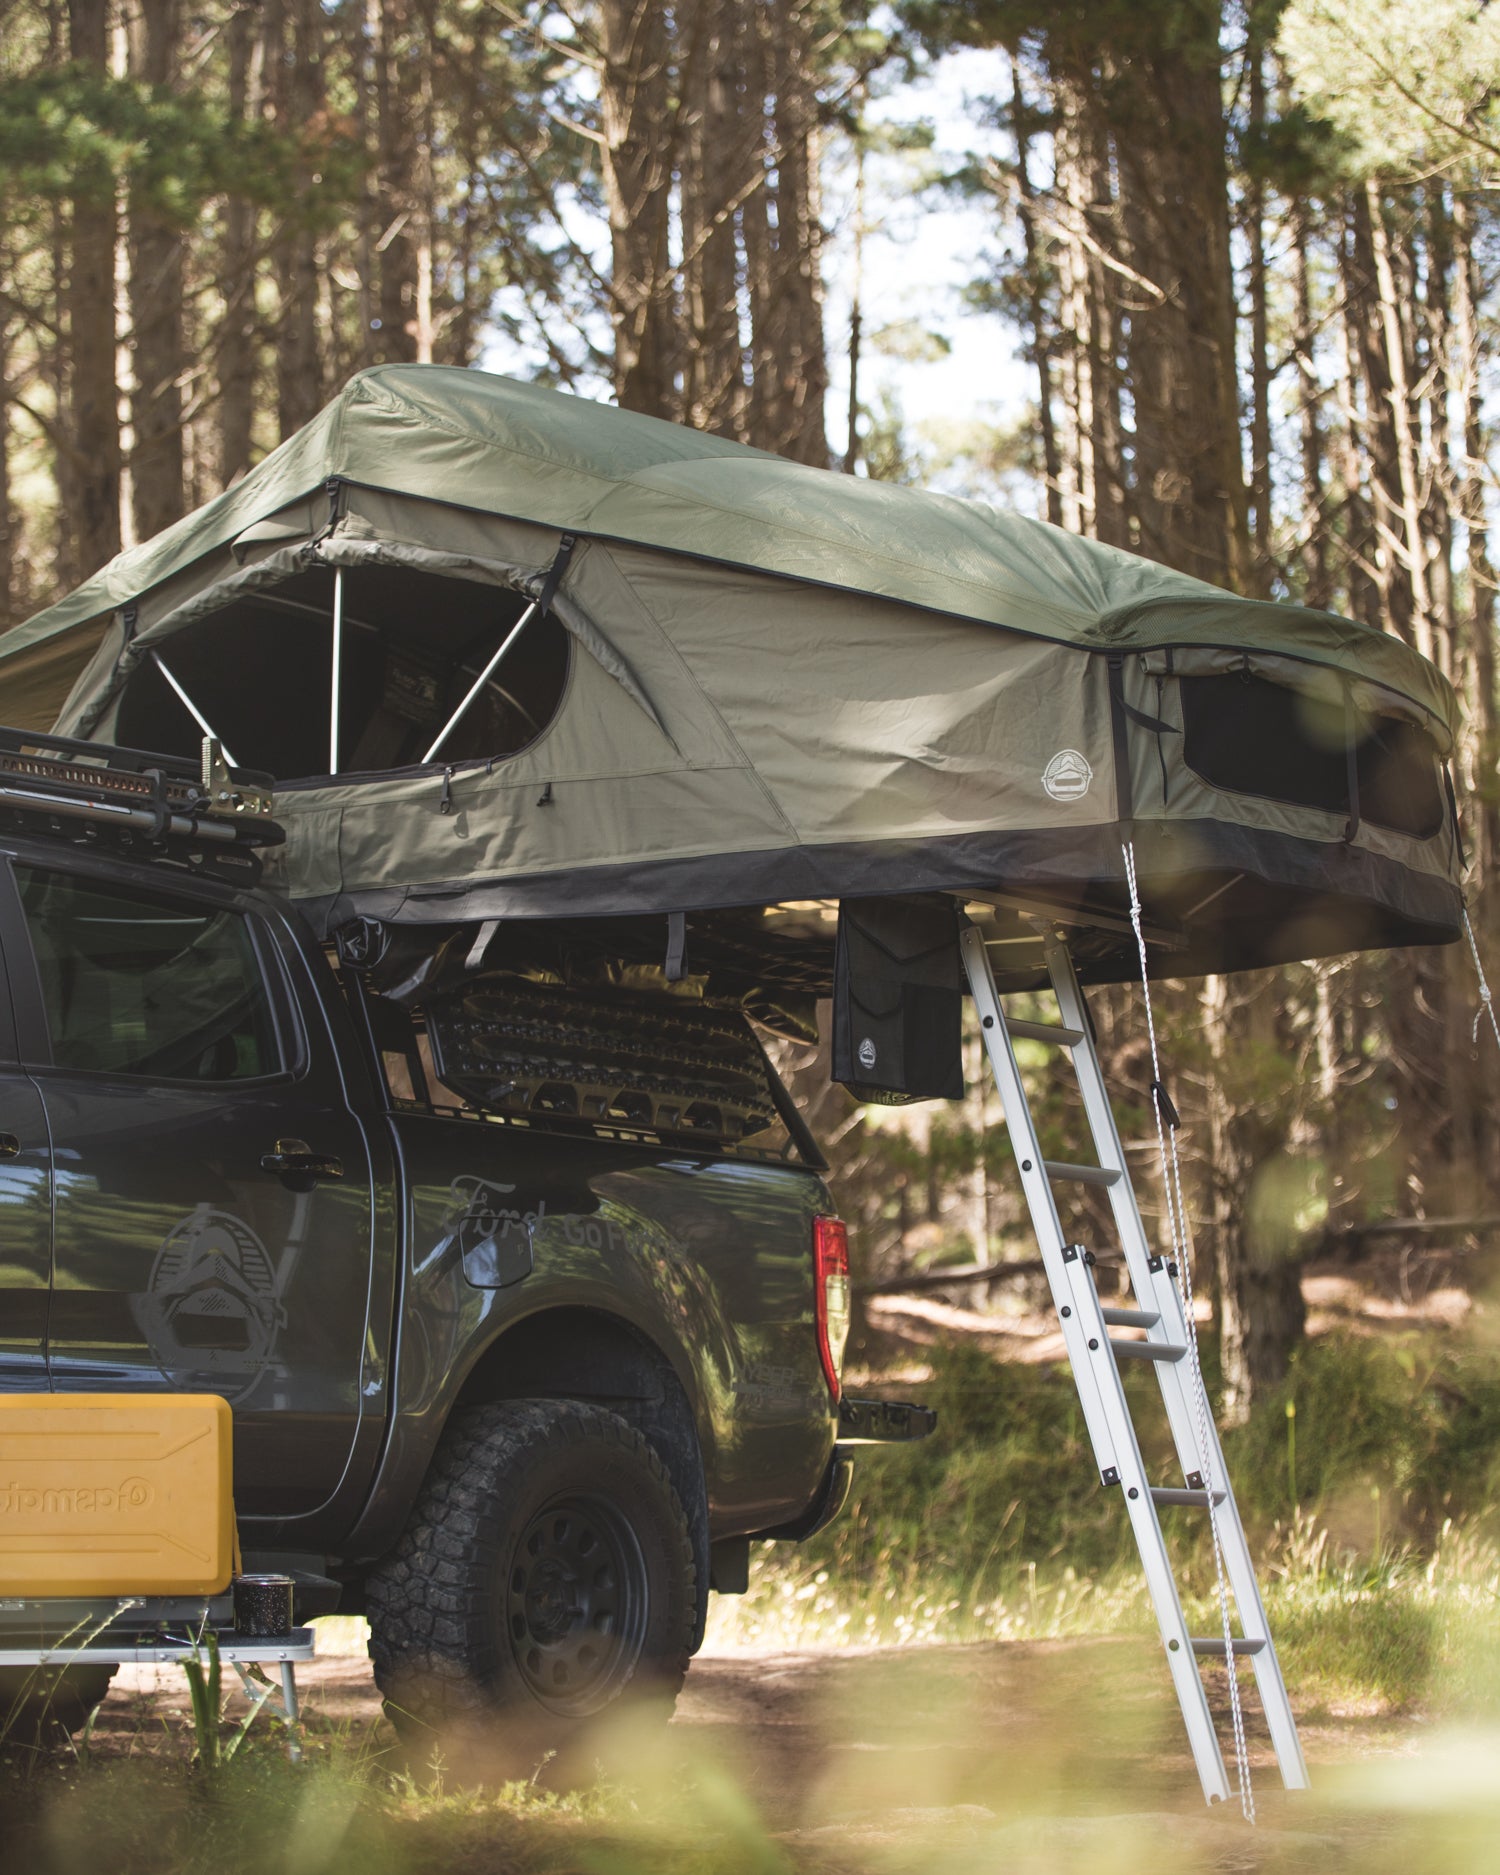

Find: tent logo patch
<box><xmin>857</xmin><ymin>1037</ymin><xmax>878</xmax><ymax>1071</ymax></box>
<box><xmin>1042</xmin><ymin>749</ymin><xmax>1093</xmax><ymax>801</ymax></box>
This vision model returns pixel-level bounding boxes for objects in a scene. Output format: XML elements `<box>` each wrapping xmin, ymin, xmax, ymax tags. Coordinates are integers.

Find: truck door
<box><xmin>0</xmin><ymin>854</ymin><xmax>376</xmax><ymax>1521</ymax></box>
<box><xmin>0</xmin><ymin>934</ymin><xmax>51</xmax><ymax>1395</ymax></box>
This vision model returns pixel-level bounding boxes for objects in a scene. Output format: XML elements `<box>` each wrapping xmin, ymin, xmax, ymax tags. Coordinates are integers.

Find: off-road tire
<box><xmin>0</xmin><ymin>1663</ymin><xmax>115</xmax><ymax>1746</ymax></box>
<box><xmin>365</xmin><ymin>1399</ymin><xmax>696</xmax><ymax>1763</ymax></box>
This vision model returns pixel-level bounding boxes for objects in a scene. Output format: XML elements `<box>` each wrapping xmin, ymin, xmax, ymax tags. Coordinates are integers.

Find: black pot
<box><xmin>233</xmin><ymin>1573</ymin><xmax>295</xmax><ymax>1637</ymax></box>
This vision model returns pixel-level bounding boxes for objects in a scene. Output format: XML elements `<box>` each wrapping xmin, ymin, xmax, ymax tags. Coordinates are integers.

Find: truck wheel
<box><xmin>0</xmin><ymin>1663</ymin><xmax>115</xmax><ymax>1745</ymax></box>
<box><xmin>366</xmin><ymin>1399</ymin><xmax>696</xmax><ymax>1760</ymax></box>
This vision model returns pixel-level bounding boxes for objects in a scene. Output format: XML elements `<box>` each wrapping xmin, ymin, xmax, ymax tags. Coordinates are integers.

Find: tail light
<box><xmin>813</xmin><ymin>1215</ymin><xmax>851</xmax><ymax>1403</ymax></box>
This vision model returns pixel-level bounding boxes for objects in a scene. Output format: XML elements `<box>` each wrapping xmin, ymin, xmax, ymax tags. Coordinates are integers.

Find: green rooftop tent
<box><xmin>0</xmin><ymin>363</ymin><xmax>1465</xmax><ymax>983</ymax></box>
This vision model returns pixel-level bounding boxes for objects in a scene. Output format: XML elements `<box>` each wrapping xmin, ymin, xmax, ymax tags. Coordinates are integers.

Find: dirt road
<box><xmin>82</xmin><ymin>1633</ymin><xmax>1425</xmax><ymax>1858</ymax></box>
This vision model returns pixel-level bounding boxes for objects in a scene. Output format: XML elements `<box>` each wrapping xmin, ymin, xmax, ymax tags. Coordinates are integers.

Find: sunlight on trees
<box><xmin>1281</xmin><ymin>0</ymin><xmax>1500</xmax><ymax>179</ymax></box>
<box><xmin>0</xmin><ymin>0</ymin><xmax>1496</xmax><ymax>1421</ymax></box>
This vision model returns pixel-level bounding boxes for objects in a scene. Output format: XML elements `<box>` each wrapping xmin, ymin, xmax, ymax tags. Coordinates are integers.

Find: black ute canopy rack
<box><xmin>0</xmin><ymin>727</ymin><xmax>284</xmax><ymax>879</ymax></box>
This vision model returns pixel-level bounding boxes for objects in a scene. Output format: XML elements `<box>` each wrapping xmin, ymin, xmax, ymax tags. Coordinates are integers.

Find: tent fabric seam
<box><xmin>594</xmin><ymin>550</ymin><xmax>802</xmax><ymax>842</ymax></box>
<box><xmin>321</xmin><ymin>480</ymin><xmax>1457</xmax><ymax>739</ymax></box>
<box><xmin>354</xmin><ymin>380</ymin><xmax>1456</xmax><ymax>729</ymax></box>
<box><xmin>361</xmin><ymin>377</ymin><xmax>1107</xmax><ymax>637</ymax></box>
<box><xmin>276</xmin><ymin>755</ymin><xmax>761</xmax><ymax>797</ymax></box>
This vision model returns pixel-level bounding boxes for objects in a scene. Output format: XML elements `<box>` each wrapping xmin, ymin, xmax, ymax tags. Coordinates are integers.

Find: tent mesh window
<box><xmin>1179</xmin><ymin>673</ymin><xmax>1444</xmax><ymax>839</ymax></box>
<box><xmin>116</xmin><ymin>565</ymin><xmax>570</xmax><ymax>783</ymax></box>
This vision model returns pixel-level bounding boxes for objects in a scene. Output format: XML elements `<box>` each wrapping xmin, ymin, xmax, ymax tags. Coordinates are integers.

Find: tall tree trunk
<box><xmin>1453</xmin><ymin>194</ymin><xmax>1500</xmax><ymax>880</ymax></box>
<box><xmin>1448</xmin><ymin>192</ymin><xmax>1500</xmax><ymax>1207</ymax></box>
<box><xmin>127</xmin><ymin>0</ymin><xmax>187</xmax><ymax>542</ymax></box>
<box><xmin>1050</xmin><ymin>73</ymin><xmax>1094</xmax><ymax>536</ymax></box>
<box><xmin>1291</xmin><ymin>200</ymin><xmax>1330</xmax><ymax>610</ymax></box>
<box><xmin>600</xmin><ymin>0</ymin><xmax>677</xmax><ymax>416</ymax></box>
<box><xmin>1009</xmin><ymin>61</ymin><xmax>1061</xmax><ymax>525</ymax></box>
<box><xmin>411</xmin><ymin>0</ymin><xmax>437</xmax><ymax>362</ymax></box>
<box><xmin>1245</xmin><ymin>26</ymin><xmax>1272</xmax><ymax>594</ymax></box>
<box><xmin>447</xmin><ymin>87</ymin><xmax>481</xmax><ymax>369</ymax></box>
<box><xmin>1346</xmin><ymin>190</ymin><xmax>1418</xmax><ymax>644</ymax></box>
<box><xmin>1081</xmin><ymin>80</ymin><xmax>1126</xmax><ymax>548</ymax></box>
<box><xmin>1423</xmin><ymin>186</ymin><xmax>1455</xmax><ymax>673</ymax></box>
<box><xmin>218</xmin><ymin>0</ymin><xmax>264</xmax><ymax>487</ymax></box>
<box><xmin>1365</xmin><ymin>182</ymin><xmax>1436</xmax><ymax>664</ymax></box>
<box><xmin>842</xmin><ymin>125</ymin><xmax>865</xmax><ymax>473</ymax></box>
<box><xmin>681</xmin><ymin>0</ymin><xmax>747</xmax><ymax>438</ymax></box>
<box><xmin>351</xmin><ymin>0</ymin><xmax>379</xmax><ymax>369</ymax></box>
<box><xmin>1335</xmin><ymin>227</ymin><xmax>1380</xmax><ymax>627</ymax></box>
<box><xmin>1204</xmin><ymin>973</ymin><xmax>1306</xmax><ymax>1423</ymax></box>
<box><xmin>269</xmin><ymin>0</ymin><xmax>327</xmax><ymax>434</ymax></box>
<box><xmin>740</xmin><ymin>11</ymin><xmax>774</xmax><ymax>439</ymax></box>
<box><xmin>759</xmin><ymin>0</ymin><xmax>827</xmax><ymax>465</ymax></box>
<box><xmin>1114</xmin><ymin>27</ymin><xmax>1247</xmax><ymax>588</ymax></box>
<box><xmin>372</xmin><ymin>0</ymin><xmax>419</xmax><ymax>366</ymax></box>
<box><xmin>66</xmin><ymin>0</ymin><xmax>122</xmax><ymax>578</ymax></box>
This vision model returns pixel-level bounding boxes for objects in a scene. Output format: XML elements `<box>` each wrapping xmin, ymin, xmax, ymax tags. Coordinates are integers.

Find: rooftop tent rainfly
<box><xmin>0</xmin><ymin>363</ymin><xmax>1463</xmax><ymax>981</ymax></box>
<box><xmin>1</xmin><ymin>362</ymin><xmax>1465</xmax><ymax>1809</ymax></box>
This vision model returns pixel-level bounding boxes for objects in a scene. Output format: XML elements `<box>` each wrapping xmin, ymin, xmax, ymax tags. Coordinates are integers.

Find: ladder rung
<box><xmin>1110</xmin><ymin>1338</ymin><xmax>1187</xmax><ymax>1363</ymax></box>
<box><xmin>1043</xmin><ymin>1159</ymin><xmax>1121</xmax><ymax>1188</ymax></box>
<box><xmin>1004</xmin><ymin>1017</ymin><xmax>1085</xmax><ymax>1047</ymax></box>
<box><xmin>1101</xmin><ymin>1306</ymin><xmax>1159</xmax><ymax>1328</ymax></box>
<box><xmin>960</xmin><ymin>920</ymin><xmax>1307</xmax><ymax>1800</ymax></box>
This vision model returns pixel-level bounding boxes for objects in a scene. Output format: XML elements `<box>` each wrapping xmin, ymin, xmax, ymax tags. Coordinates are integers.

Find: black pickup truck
<box><xmin>0</xmin><ymin>732</ymin><xmax>929</xmax><ymax>1749</ymax></box>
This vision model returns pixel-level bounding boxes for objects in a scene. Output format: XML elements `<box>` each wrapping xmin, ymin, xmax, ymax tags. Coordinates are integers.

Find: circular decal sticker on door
<box><xmin>1042</xmin><ymin>749</ymin><xmax>1094</xmax><ymax>801</ymax></box>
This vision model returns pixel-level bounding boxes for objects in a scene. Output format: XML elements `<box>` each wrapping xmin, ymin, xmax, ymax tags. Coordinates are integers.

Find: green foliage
<box><xmin>897</xmin><ymin>0</ymin><xmax>1229</xmax><ymax>71</ymax></box>
<box><xmin>0</xmin><ymin>66</ymin><xmax>355</xmax><ymax>224</ymax></box>
<box><xmin>1237</xmin><ymin>98</ymin><xmax>1355</xmax><ymax>195</ymax></box>
<box><xmin>712</xmin><ymin>1333</ymin><xmax>1500</xmax><ymax>1667</ymax></box>
<box><xmin>1279</xmin><ymin>0</ymin><xmax>1500</xmax><ymax>179</ymax></box>
<box><xmin>179</xmin><ymin>1633</ymin><xmax>277</xmax><ymax>1775</ymax></box>
<box><xmin>1226</xmin><ymin>1338</ymin><xmax>1500</xmax><ymax>1536</ymax></box>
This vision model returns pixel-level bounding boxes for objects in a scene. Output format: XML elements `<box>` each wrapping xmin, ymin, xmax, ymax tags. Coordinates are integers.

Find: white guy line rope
<box><xmin>1462</xmin><ymin>904</ymin><xmax>1500</xmax><ymax>1053</ymax></box>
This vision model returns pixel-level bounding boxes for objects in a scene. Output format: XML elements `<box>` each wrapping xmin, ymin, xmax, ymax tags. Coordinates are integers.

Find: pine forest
<box><xmin>2</xmin><ymin>0</ymin><xmax>1498</xmax><ymax>1419</ymax></box>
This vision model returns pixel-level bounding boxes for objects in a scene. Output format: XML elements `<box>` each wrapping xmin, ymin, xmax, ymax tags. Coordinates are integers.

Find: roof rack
<box><xmin>0</xmin><ymin>727</ymin><xmax>284</xmax><ymax>874</ymax></box>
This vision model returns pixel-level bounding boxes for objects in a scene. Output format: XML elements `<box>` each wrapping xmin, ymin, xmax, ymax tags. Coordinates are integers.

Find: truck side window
<box><xmin>13</xmin><ymin>865</ymin><xmax>282</xmax><ymax>1082</ymax></box>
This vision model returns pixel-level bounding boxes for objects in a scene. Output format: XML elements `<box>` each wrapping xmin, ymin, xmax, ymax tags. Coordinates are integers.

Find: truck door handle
<box><xmin>0</xmin><ymin>1133</ymin><xmax>18</xmax><ymax>1159</ymax></box>
<box><xmin>260</xmin><ymin>1138</ymin><xmax>344</xmax><ymax>1183</ymax></box>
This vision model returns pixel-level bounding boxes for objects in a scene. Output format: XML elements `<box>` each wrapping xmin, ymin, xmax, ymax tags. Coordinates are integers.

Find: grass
<box><xmin>705</xmin><ymin>1334</ymin><xmax>1500</xmax><ymax>1721</ymax></box>
<box><xmin>3</xmin><ymin>1331</ymin><xmax>1499</xmax><ymax>1873</ymax></box>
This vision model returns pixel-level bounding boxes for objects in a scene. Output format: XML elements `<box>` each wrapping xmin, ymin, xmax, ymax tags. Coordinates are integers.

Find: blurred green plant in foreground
<box><xmin>2</xmin><ymin>1333</ymin><xmax>1498</xmax><ymax>1875</ymax></box>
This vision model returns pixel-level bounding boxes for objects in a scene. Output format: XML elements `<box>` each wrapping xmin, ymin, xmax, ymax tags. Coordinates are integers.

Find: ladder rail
<box><xmin>957</xmin><ymin>916</ymin><xmax>1309</xmax><ymax>1803</ymax></box>
<box><xmin>1044</xmin><ymin>935</ymin><xmax>1216</xmax><ymax>1485</ymax></box>
<box><xmin>1042</xmin><ymin>934</ymin><xmax>1308</xmax><ymax>1792</ymax></box>
<box><xmin>959</xmin><ymin>922</ymin><xmax>1234</xmax><ymax>1804</ymax></box>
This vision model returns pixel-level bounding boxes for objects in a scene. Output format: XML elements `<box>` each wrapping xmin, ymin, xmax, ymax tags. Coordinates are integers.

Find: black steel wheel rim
<box><xmin>506</xmin><ymin>1491</ymin><xmax>650</xmax><ymax>1715</ymax></box>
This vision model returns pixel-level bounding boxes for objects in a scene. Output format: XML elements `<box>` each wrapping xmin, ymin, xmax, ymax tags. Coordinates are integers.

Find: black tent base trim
<box><xmin>306</xmin><ymin>816</ymin><xmax>1460</xmax><ymax>988</ymax></box>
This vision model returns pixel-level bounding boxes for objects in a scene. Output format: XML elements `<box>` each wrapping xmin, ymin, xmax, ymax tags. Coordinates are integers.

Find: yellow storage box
<box><xmin>0</xmin><ymin>1393</ymin><xmax>233</xmax><ymax>1598</ymax></box>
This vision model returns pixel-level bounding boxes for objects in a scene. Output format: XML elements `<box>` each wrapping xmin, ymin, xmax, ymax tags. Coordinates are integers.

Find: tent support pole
<box><xmin>329</xmin><ymin>568</ymin><xmax>344</xmax><ymax>774</ymax></box>
<box><xmin>150</xmin><ymin>651</ymin><xmax>240</xmax><ymax>768</ymax></box>
<box><xmin>423</xmin><ymin>600</ymin><xmax>538</xmax><ymax>764</ymax></box>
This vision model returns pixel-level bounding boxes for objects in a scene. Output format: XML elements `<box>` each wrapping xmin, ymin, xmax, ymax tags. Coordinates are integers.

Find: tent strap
<box><xmin>1342</xmin><ymin>678</ymin><xmax>1361</xmax><ymax>845</ymax></box>
<box><xmin>1107</xmin><ymin>651</ymin><xmax>1179</xmax><ymax>830</ymax></box>
<box><xmin>665</xmin><ymin>911</ymin><xmax>686</xmax><ymax>982</ymax></box>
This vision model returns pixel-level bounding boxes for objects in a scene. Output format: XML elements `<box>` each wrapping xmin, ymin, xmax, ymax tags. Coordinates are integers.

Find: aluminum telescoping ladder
<box><xmin>957</xmin><ymin>916</ymin><xmax>1309</xmax><ymax>1806</ymax></box>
